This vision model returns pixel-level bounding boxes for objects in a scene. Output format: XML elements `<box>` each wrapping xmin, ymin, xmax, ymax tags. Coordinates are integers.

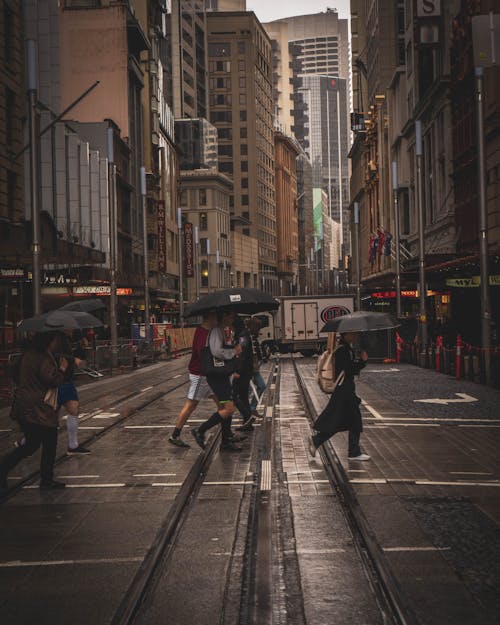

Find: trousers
<box><xmin>312</xmin><ymin>425</ymin><xmax>361</xmax><ymax>457</ymax></box>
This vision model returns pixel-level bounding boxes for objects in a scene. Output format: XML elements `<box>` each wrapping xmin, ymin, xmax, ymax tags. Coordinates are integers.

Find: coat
<box><xmin>313</xmin><ymin>341</ymin><xmax>366</xmax><ymax>435</ymax></box>
<box><xmin>10</xmin><ymin>350</ymin><xmax>65</xmax><ymax>428</ymax></box>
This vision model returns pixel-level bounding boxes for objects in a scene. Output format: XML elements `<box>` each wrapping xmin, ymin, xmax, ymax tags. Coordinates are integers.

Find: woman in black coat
<box><xmin>309</xmin><ymin>332</ymin><xmax>370</xmax><ymax>461</ymax></box>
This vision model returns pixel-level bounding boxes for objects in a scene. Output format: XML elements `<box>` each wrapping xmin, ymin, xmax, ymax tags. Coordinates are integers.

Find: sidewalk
<box><xmin>297</xmin><ymin>361</ymin><xmax>500</xmax><ymax>625</ymax></box>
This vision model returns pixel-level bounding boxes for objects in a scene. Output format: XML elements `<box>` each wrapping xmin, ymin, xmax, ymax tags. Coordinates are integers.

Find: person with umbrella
<box><xmin>0</xmin><ymin>332</ymin><xmax>69</xmax><ymax>491</ymax></box>
<box><xmin>191</xmin><ymin>308</ymin><xmax>243</xmax><ymax>452</ymax></box>
<box><xmin>309</xmin><ymin>331</ymin><xmax>370</xmax><ymax>461</ymax></box>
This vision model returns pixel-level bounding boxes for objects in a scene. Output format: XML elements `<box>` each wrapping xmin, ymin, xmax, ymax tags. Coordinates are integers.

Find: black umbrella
<box><xmin>17</xmin><ymin>310</ymin><xmax>103</xmax><ymax>333</ymax></box>
<box><xmin>321</xmin><ymin>311</ymin><xmax>400</xmax><ymax>334</ymax></box>
<box><xmin>58</xmin><ymin>298</ymin><xmax>105</xmax><ymax>313</ymax></box>
<box><xmin>184</xmin><ymin>288</ymin><xmax>279</xmax><ymax>317</ymax></box>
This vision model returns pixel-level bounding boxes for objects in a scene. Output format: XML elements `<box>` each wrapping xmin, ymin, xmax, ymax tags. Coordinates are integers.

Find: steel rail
<box><xmin>292</xmin><ymin>357</ymin><xmax>421</xmax><ymax>625</ymax></box>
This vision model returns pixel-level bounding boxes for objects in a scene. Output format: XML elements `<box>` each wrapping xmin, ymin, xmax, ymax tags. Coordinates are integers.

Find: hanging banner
<box><xmin>184</xmin><ymin>222</ymin><xmax>194</xmax><ymax>278</ymax></box>
<box><xmin>157</xmin><ymin>201</ymin><xmax>167</xmax><ymax>274</ymax></box>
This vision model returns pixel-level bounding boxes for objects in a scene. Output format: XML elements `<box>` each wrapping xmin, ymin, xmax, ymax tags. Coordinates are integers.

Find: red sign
<box><xmin>371</xmin><ymin>290</ymin><xmax>418</xmax><ymax>299</ymax></box>
<box><xmin>157</xmin><ymin>201</ymin><xmax>166</xmax><ymax>274</ymax></box>
<box><xmin>320</xmin><ymin>305</ymin><xmax>351</xmax><ymax>323</ymax></box>
<box><xmin>184</xmin><ymin>222</ymin><xmax>194</xmax><ymax>278</ymax></box>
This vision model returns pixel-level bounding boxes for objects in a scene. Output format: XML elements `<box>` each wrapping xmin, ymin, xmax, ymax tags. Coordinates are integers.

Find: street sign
<box><xmin>414</xmin><ymin>393</ymin><xmax>477</xmax><ymax>405</ymax></box>
<box><xmin>472</xmin><ymin>14</ymin><xmax>500</xmax><ymax>67</ymax></box>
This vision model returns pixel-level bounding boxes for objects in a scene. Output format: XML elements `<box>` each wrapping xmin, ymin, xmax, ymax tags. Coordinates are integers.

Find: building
<box><xmin>180</xmin><ymin>168</ymin><xmax>233</xmax><ymax>300</ymax></box>
<box><xmin>207</xmin><ymin>11</ymin><xmax>277</xmax><ymax>293</ymax></box>
<box><xmin>231</xmin><ymin>230</ymin><xmax>259</xmax><ymax>290</ymax></box>
<box><xmin>265</xmin><ymin>10</ymin><xmax>351</xmax><ymax>256</ymax></box>
<box><xmin>175</xmin><ymin>118</ymin><xmax>218</xmax><ymax>171</ymax></box>
<box><xmin>170</xmin><ymin>0</ymin><xmax>209</xmax><ymax>120</ymax></box>
<box><xmin>296</xmin><ymin>152</ymin><xmax>314</xmax><ymax>295</ymax></box>
<box><xmin>205</xmin><ymin>0</ymin><xmax>246</xmax><ymax>10</ymax></box>
<box><xmin>275</xmin><ymin>131</ymin><xmax>299</xmax><ymax>295</ymax></box>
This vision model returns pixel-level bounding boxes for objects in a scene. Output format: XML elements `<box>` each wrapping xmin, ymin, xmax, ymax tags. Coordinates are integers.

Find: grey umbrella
<box><xmin>184</xmin><ymin>288</ymin><xmax>279</xmax><ymax>317</ymax></box>
<box><xmin>58</xmin><ymin>298</ymin><xmax>105</xmax><ymax>313</ymax></box>
<box><xmin>17</xmin><ymin>310</ymin><xmax>103</xmax><ymax>333</ymax></box>
<box><xmin>320</xmin><ymin>311</ymin><xmax>400</xmax><ymax>334</ymax></box>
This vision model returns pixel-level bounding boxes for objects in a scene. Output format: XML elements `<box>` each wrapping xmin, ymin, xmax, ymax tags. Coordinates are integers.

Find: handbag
<box><xmin>43</xmin><ymin>387</ymin><xmax>59</xmax><ymax>410</ymax></box>
<box><xmin>200</xmin><ymin>331</ymin><xmax>238</xmax><ymax>376</ymax></box>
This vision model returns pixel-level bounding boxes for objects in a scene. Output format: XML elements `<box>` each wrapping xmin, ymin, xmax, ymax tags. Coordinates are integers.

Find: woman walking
<box><xmin>309</xmin><ymin>332</ymin><xmax>370</xmax><ymax>461</ymax></box>
<box><xmin>191</xmin><ymin>309</ymin><xmax>243</xmax><ymax>452</ymax></box>
<box><xmin>0</xmin><ymin>332</ymin><xmax>68</xmax><ymax>491</ymax></box>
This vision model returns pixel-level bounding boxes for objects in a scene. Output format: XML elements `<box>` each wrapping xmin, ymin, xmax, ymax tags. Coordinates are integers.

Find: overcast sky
<box><xmin>246</xmin><ymin>0</ymin><xmax>351</xmax><ymax>23</ymax></box>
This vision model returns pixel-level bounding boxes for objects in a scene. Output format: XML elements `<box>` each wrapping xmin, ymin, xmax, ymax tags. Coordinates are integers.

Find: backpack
<box><xmin>317</xmin><ymin>333</ymin><xmax>345</xmax><ymax>394</ymax></box>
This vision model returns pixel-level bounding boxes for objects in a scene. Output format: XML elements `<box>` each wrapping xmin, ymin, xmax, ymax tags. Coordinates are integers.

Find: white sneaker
<box><xmin>308</xmin><ymin>439</ymin><xmax>317</xmax><ymax>458</ymax></box>
<box><xmin>348</xmin><ymin>453</ymin><xmax>371</xmax><ymax>461</ymax></box>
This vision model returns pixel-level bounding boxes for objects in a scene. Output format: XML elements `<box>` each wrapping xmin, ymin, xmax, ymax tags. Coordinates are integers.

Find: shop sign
<box><xmin>417</xmin><ymin>0</ymin><xmax>441</xmax><ymax>17</ymax></box>
<box><xmin>43</xmin><ymin>271</ymin><xmax>78</xmax><ymax>285</ymax></box>
<box><xmin>446</xmin><ymin>275</ymin><xmax>500</xmax><ymax>288</ymax></box>
<box><xmin>73</xmin><ymin>286</ymin><xmax>136</xmax><ymax>296</ymax></box>
<box><xmin>184</xmin><ymin>222</ymin><xmax>194</xmax><ymax>278</ymax></box>
<box><xmin>158</xmin><ymin>201</ymin><xmax>167</xmax><ymax>274</ymax></box>
<box><xmin>0</xmin><ymin>268</ymin><xmax>25</xmax><ymax>280</ymax></box>
<box><xmin>371</xmin><ymin>290</ymin><xmax>418</xmax><ymax>299</ymax></box>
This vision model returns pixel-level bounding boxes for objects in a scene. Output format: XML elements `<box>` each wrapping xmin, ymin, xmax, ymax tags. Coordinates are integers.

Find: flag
<box><xmin>377</xmin><ymin>228</ymin><xmax>386</xmax><ymax>256</ymax></box>
<box><xmin>384</xmin><ymin>231</ymin><xmax>392</xmax><ymax>256</ymax></box>
<box><xmin>368</xmin><ymin>234</ymin><xmax>375</xmax><ymax>265</ymax></box>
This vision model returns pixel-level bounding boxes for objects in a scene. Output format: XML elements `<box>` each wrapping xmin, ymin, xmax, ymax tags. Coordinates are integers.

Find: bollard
<box><xmin>472</xmin><ymin>354</ymin><xmax>480</xmax><ymax>383</ymax></box>
<box><xmin>456</xmin><ymin>334</ymin><xmax>463</xmax><ymax>380</ymax></box>
<box><xmin>435</xmin><ymin>336</ymin><xmax>442</xmax><ymax>372</ymax></box>
<box><xmin>396</xmin><ymin>332</ymin><xmax>403</xmax><ymax>364</ymax></box>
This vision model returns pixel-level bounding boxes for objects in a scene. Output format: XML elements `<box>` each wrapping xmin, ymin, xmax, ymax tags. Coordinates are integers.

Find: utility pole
<box><xmin>140</xmin><ymin>167</ymin><xmax>150</xmax><ymax>346</ymax></box>
<box><xmin>177</xmin><ymin>207</ymin><xmax>184</xmax><ymax>325</ymax></box>
<box><xmin>354</xmin><ymin>202</ymin><xmax>361</xmax><ymax>310</ymax></box>
<box><xmin>26</xmin><ymin>41</ymin><xmax>41</xmax><ymax>315</ymax></box>
<box><xmin>107</xmin><ymin>127</ymin><xmax>118</xmax><ymax>369</ymax></box>
<box><xmin>392</xmin><ymin>161</ymin><xmax>402</xmax><ymax>318</ymax></box>
<box><xmin>415</xmin><ymin>120</ymin><xmax>427</xmax><ymax>350</ymax></box>
<box><xmin>475</xmin><ymin>66</ymin><xmax>492</xmax><ymax>384</ymax></box>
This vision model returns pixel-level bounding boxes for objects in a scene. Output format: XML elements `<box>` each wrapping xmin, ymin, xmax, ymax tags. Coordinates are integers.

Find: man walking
<box><xmin>169</xmin><ymin>311</ymin><xmax>218</xmax><ymax>448</ymax></box>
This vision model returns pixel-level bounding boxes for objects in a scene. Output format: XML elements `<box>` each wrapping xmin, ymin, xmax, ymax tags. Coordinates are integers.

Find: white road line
<box><xmin>367</xmin><ymin>417</ymin><xmax>500</xmax><ymax>423</ymax></box>
<box><xmin>350</xmin><ymin>478</ymin><xmax>387</xmax><ymax>484</ymax></box>
<box><xmin>124</xmin><ymin>425</ymin><xmax>170</xmax><ymax>429</ymax></box>
<box><xmin>0</xmin><ymin>429</ymin><xmax>12</xmax><ymax>432</ymax></box>
<box><xmin>25</xmin><ymin>483</ymin><xmax>126</xmax><ymax>489</ymax></box>
<box><xmin>203</xmin><ymin>481</ymin><xmax>251</xmax><ymax>486</ymax></box>
<box><xmin>173</xmin><ymin>374</ymin><xmax>181</xmax><ymax>379</ymax></box>
<box><xmin>78</xmin><ymin>426</ymin><xmax>105</xmax><ymax>430</ymax></box>
<box><xmin>266</xmin><ymin>406</ymin><xmax>273</xmax><ymax>418</ymax></box>
<box><xmin>152</xmin><ymin>482</ymin><xmax>184</xmax><ymax>487</ymax></box>
<box><xmin>414</xmin><ymin>480</ymin><xmax>500</xmax><ymax>487</ymax></box>
<box><xmin>286</xmin><ymin>548</ymin><xmax>347</xmax><ymax>555</ymax></box>
<box><xmin>459</xmin><ymin>424</ymin><xmax>500</xmax><ymax>428</ymax></box>
<box><xmin>383</xmin><ymin>547</ymin><xmax>451</xmax><ymax>553</ymax></box>
<box><xmin>285</xmin><ymin>479</ymin><xmax>330</xmax><ymax>484</ymax></box>
<box><xmin>449</xmin><ymin>471</ymin><xmax>493</xmax><ymax>475</ymax></box>
<box><xmin>260</xmin><ymin>459</ymin><xmax>272</xmax><ymax>491</ymax></box>
<box><xmin>58</xmin><ymin>475</ymin><xmax>100</xmax><ymax>479</ymax></box>
<box><xmin>361</xmin><ymin>401</ymin><xmax>383</xmax><ymax>420</ymax></box>
<box><xmin>0</xmin><ymin>557</ymin><xmax>143</xmax><ymax>568</ymax></box>
<box><xmin>92</xmin><ymin>412</ymin><xmax>120</xmax><ymax>419</ymax></box>
<box><xmin>380</xmin><ymin>423</ymin><xmax>440</xmax><ymax>428</ymax></box>
<box><xmin>133</xmin><ymin>473</ymin><xmax>177</xmax><ymax>477</ymax></box>
<box><xmin>270</xmin><ymin>384</ymin><xmax>276</xmax><ymax>390</ymax></box>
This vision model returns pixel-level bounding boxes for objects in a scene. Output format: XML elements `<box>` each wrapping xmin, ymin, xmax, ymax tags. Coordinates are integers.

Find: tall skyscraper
<box><xmin>207</xmin><ymin>11</ymin><xmax>277</xmax><ymax>293</ymax></box>
<box><xmin>265</xmin><ymin>9</ymin><xmax>351</xmax><ymax>254</ymax></box>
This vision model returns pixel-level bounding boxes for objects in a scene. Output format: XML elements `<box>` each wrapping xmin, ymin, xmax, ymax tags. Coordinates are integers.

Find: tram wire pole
<box><xmin>140</xmin><ymin>167</ymin><xmax>151</xmax><ymax>347</ymax></box>
<box><xmin>392</xmin><ymin>161</ymin><xmax>402</xmax><ymax>319</ymax></box>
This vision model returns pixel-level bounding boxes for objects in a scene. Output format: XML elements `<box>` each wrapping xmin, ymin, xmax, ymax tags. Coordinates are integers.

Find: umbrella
<box><xmin>321</xmin><ymin>311</ymin><xmax>400</xmax><ymax>334</ymax></box>
<box><xmin>58</xmin><ymin>298</ymin><xmax>105</xmax><ymax>313</ymax></box>
<box><xmin>17</xmin><ymin>310</ymin><xmax>103</xmax><ymax>333</ymax></box>
<box><xmin>184</xmin><ymin>288</ymin><xmax>279</xmax><ymax>317</ymax></box>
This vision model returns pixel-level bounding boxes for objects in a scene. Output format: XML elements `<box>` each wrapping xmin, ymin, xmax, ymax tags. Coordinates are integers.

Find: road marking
<box><xmin>59</xmin><ymin>475</ymin><xmax>100</xmax><ymax>479</ymax></box>
<box><xmin>78</xmin><ymin>426</ymin><xmax>105</xmax><ymax>430</ymax></box>
<box><xmin>414</xmin><ymin>480</ymin><xmax>500</xmax><ymax>487</ymax></box>
<box><xmin>0</xmin><ymin>557</ymin><xmax>144</xmax><ymax>568</ymax></box>
<box><xmin>141</xmin><ymin>386</ymin><xmax>153</xmax><ymax>392</ymax></box>
<box><xmin>133</xmin><ymin>473</ymin><xmax>177</xmax><ymax>477</ymax></box>
<box><xmin>414</xmin><ymin>393</ymin><xmax>477</xmax><ymax>405</ymax></box>
<box><xmin>368</xmin><ymin>368</ymin><xmax>400</xmax><ymax>372</ymax></box>
<box><xmin>459</xmin><ymin>424</ymin><xmax>500</xmax><ymax>428</ymax></box>
<box><xmin>124</xmin><ymin>425</ymin><xmax>170</xmax><ymax>429</ymax></box>
<box><xmin>0</xmin><ymin>429</ymin><xmax>12</xmax><ymax>432</ymax></box>
<box><xmin>152</xmin><ymin>482</ymin><xmax>184</xmax><ymax>487</ymax></box>
<box><xmin>383</xmin><ymin>547</ymin><xmax>451</xmax><ymax>553</ymax></box>
<box><xmin>285</xmin><ymin>479</ymin><xmax>330</xmax><ymax>484</ymax></box>
<box><xmin>270</xmin><ymin>384</ymin><xmax>276</xmax><ymax>390</ymax></box>
<box><xmin>286</xmin><ymin>548</ymin><xmax>347</xmax><ymax>555</ymax></box>
<box><xmin>92</xmin><ymin>412</ymin><xmax>120</xmax><ymax>419</ymax></box>
<box><xmin>350</xmin><ymin>478</ymin><xmax>387</xmax><ymax>484</ymax></box>
<box><xmin>276</xmin><ymin>404</ymin><xmax>298</xmax><ymax>409</ymax></box>
<box><xmin>449</xmin><ymin>471</ymin><xmax>493</xmax><ymax>475</ymax></box>
<box><xmin>266</xmin><ymin>406</ymin><xmax>273</xmax><ymax>418</ymax></box>
<box><xmin>204</xmin><ymin>481</ymin><xmax>251</xmax><ymax>486</ymax></box>
<box><xmin>25</xmin><ymin>483</ymin><xmax>126</xmax><ymax>489</ymax></box>
<box><xmin>260</xmin><ymin>459</ymin><xmax>272</xmax><ymax>491</ymax></box>
<box><xmin>364</xmin><ymin>417</ymin><xmax>500</xmax><ymax>423</ymax></box>
<box><xmin>173</xmin><ymin>374</ymin><xmax>181</xmax><ymax>379</ymax></box>
<box><xmin>361</xmin><ymin>400</ymin><xmax>383</xmax><ymax>420</ymax></box>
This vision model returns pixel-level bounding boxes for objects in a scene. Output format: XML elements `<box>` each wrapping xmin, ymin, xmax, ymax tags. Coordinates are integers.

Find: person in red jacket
<box><xmin>168</xmin><ymin>311</ymin><xmax>219</xmax><ymax>447</ymax></box>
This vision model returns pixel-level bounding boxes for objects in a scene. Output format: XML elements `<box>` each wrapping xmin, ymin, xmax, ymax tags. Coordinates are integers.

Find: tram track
<box><xmin>0</xmin><ymin>360</ymin><xmax>190</xmax><ymax>504</ymax></box>
<box><xmin>292</xmin><ymin>356</ymin><xmax>421</xmax><ymax>625</ymax></box>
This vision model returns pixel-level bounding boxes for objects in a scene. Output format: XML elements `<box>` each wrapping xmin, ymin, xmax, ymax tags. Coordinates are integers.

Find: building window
<box><xmin>240</xmin><ymin>110</ymin><xmax>247</xmax><ymax>122</ymax></box>
<box><xmin>239</xmin><ymin>93</ymin><xmax>247</xmax><ymax>105</ymax></box>
<box><xmin>242</xmin><ymin>194</ymin><xmax>248</xmax><ymax>205</ymax></box>
<box><xmin>7</xmin><ymin>171</ymin><xmax>16</xmax><ymax>220</ymax></box>
<box><xmin>64</xmin><ymin>0</ymin><xmax>101</xmax><ymax>6</ymax></box>
<box><xmin>200</xmin><ymin>238</ymin><xmax>208</xmax><ymax>254</ymax></box>
<box><xmin>210</xmin><ymin>110</ymin><xmax>232</xmax><ymax>123</ymax></box>
<box><xmin>219</xmin><ymin>162</ymin><xmax>233</xmax><ymax>174</ymax></box>
<box><xmin>218</xmin><ymin>128</ymin><xmax>233</xmax><ymax>140</ymax></box>
<box><xmin>201</xmin><ymin>259</ymin><xmax>209</xmax><ymax>287</ymax></box>
<box><xmin>219</xmin><ymin>144</ymin><xmax>233</xmax><ymax>157</ymax></box>
<box><xmin>147</xmin><ymin>233</ymin><xmax>156</xmax><ymax>252</ymax></box>
<box><xmin>240</xmin><ymin>127</ymin><xmax>247</xmax><ymax>139</ymax></box>
<box><xmin>199</xmin><ymin>190</ymin><xmax>207</xmax><ymax>207</ymax></box>
<box><xmin>239</xmin><ymin>76</ymin><xmax>246</xmax><ymax>89</ymax></box>
<box><xmin>237</xmin><ymin>41</ymin><xmax>246</xmax><ymax>54</ymax></box>
<box><xmin>241</xmin><ymin>144</ymin><xmax>248</xmax><ymax>156</ymax></box>
<box><xmin>241</xmin><ymin>161</ymin><xmax>248</xmax><ymax>172</ymax></box>
<box><xmin>241</xmin><ymin>177</ymin><xmax>248</xmax><ymax>188</ymax></box>
<box><xmin>199</xmin><ymin>211</ymin><xmax>208</xmax><ymax>230</ymax></box>
<box><xmin>242</xmin><ymin>228</ymin><xmax>250</xmax><ymax>237</ymax></box>
<box><xmin>180</xmin><ymin>189</ymin><xmax>188</xmax><ymax>206</ymax></box>
<box><xmin>208</xmin><ymin>42</ymin><xmax>231</xmax><ymax>57</ymax></box>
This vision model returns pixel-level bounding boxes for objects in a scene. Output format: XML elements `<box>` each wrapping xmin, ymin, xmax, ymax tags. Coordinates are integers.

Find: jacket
<box><xmin>208</xmin><ymin>326</ymin><xmax>238</xmax><ymax>361</ymax></box>
<box><xmin>313</xmin><ymin>341</ymin><xmax>366</xmax><ymax>435</ymax></box>
<box><xmin>10</xmin><ymin>350</ymin><xmax>65</xmax><ymax>428</ymax></box>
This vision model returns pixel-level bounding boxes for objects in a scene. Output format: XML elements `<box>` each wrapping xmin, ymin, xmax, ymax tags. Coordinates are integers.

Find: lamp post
<box><xmin>140</xmin><ymin>167</ymin><xmax>150</xmax><ymax>346</ymax></box>
<box><xmin>177</xmin><ymin>207</ymin><xmax>184</xmax><ymax>326</ymax></box>
<box><xmin>354</xmin><ymin>201</ymin><xmax>361</xmax><ymax>311</ymax></box>
<box><xmin>392</xmin><ymin>161</ymin><xmax>402</xmax><ymax>318</ymax></box>
<box><xmin>26</xmin><ymin>41</ymin><xmax>41</xmax><ymax>315</ymax></box>
<box><xmin>107</xmin><ymin>126</ymin><xmax>118</xmax><ymax>369</ymax></box>
<box><xmin>415</xmin><ymin>120</ymin><xmax>427</xmax><ymax>350</ymax></box>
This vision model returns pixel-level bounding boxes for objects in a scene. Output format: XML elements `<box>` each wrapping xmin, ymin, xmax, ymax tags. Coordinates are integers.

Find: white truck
<box><xmin>256</xmin><ymin>295</ymin><xmax>354</xmax><ymax>356</ymax></box>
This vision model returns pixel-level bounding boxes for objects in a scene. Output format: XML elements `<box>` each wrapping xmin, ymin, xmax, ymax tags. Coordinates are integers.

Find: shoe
<box><xmin>308</xmin><ymin>439</ymin><xmax>317</xmax><ymax>458</ymax></box>
<box><xmin>168</xmin><ymin>435</ymin><xmax>190</xmax><ymax>448</ymax></box>
<box><xmin>67</xmin><ymin>445</ymin><xmax>91</xmax><ymax>455</ymax></box>
<box><xmin>251</xmin><ymin>409</ymin><xmax>260</xmax><ymax>417</ymax></box>
<box><xmin>40</xmin><ymin>480</ymin><xmax>66</xmax><ymax>490</ymax></box>
<box><xmin>241</xmin><ymin>414</ymin><xmax>255</xmax><ymax>428</ymax></box>
<box><xmin>220</xmin><ymin>441</ymin><xmax>243</xmax><ymax>452</ymax></box>
<box><xmin>229</xmin><ymin>433</ymin><xmax>247</xmax><ymax>443</ymax></box>
<box><xmin>236</xmin><ymin>423</ymin><xmax>254</xmax><ymax>432</ymax></box>
<box><xmin>191</xmin><ymin>428</ymin><xmax>206</xmax><ymax>450</ymax></box>
<box><xmin>348</xmin><ymin>453</ymin><xmax>371</xmax><ymax>461</ymax></box>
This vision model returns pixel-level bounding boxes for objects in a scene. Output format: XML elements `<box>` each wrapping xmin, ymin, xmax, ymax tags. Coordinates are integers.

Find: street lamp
<box><xmin>140</xmin><ymin>166</ymin><xmax>150</xmax><ymax>346</ymax></box>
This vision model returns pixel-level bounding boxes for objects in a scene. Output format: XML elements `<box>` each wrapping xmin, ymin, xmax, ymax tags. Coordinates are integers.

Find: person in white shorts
<box><xmin>169</xmin><ymin>311</ymin><xmax>219</xmax><ymax>447</ymax></box>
